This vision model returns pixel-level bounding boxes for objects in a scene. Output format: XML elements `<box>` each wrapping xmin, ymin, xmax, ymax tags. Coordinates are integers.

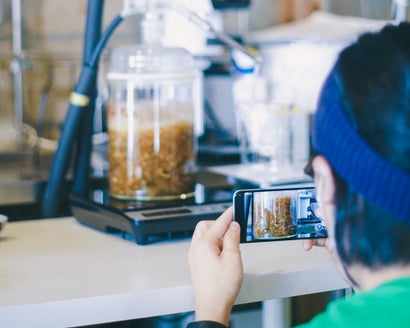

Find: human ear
<box><xmin>311</xmin><ymin>155</ymin><xmax>336</xmax><ymax>208</ymax></box>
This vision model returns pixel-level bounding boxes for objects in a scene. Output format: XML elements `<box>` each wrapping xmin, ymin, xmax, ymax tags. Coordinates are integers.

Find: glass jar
<box><xmin>253</xmin><ymin>189</ymin><xmax>297</xmax><ymax>239</ymax></box>
<box><xmin>106</xmin><ymin>39</ymin><xmax>201</xmax><ymax>200</ymax></box>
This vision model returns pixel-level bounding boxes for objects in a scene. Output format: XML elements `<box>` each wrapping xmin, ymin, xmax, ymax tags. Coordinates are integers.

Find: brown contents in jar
<box><xmin>108</xmin><ymin>120</ymin><xmax>195</xmax><ymax>199</ymax></box>
<box><xmin>254</xmin><ymin>202</ymin><xmax>264</xmax><ymax>238</ymax></box>
<box><xmin>254</xmin><ymin>195</ymin><xmax>294</xmax><ymax>238</ymax></box>
<box><xmin>270</xmin><ymin>196</ymin><xmax>293</xmax><ymax>237</ymax></box>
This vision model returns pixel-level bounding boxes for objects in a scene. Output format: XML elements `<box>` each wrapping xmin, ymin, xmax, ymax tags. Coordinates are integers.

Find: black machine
<box><xmin>42</xmin><ymin>0</ymin><xmax>264</xmax><ymax>245</ymax></box>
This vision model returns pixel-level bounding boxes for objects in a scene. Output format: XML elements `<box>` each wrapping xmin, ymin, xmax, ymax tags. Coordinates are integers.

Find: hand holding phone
<box><xmin>233</xmin><ymin>186</ymin><xmax>327</xmax><ymax>243</ymax></box>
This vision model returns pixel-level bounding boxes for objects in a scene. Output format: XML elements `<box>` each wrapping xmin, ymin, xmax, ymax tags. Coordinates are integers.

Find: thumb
<box><xmin>222</xmin><ymin>221</ymin><xmax>241</xmax><ymax>254</ymax></box>
<box><xmin>208</xmin><ymin>207</ymin><xmax>234</xmax><ymax>241</ymax></box>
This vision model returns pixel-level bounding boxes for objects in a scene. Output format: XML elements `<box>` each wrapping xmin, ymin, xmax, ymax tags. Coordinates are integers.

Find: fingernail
<box><xmin>229</xmin><ymin>221</ymin><xmax>240</xmax><ymax>230</ymax></box>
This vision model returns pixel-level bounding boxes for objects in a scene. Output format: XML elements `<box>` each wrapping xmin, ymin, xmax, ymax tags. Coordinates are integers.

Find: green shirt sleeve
<box><xmin>296</xmin><ymin>277</ymin><xmax>410</xmax><ymax>328</ymax></box>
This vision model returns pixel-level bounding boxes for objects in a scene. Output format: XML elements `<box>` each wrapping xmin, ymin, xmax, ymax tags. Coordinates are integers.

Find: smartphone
<box><xmin>233</xmin><ymin>186</ymin><xmax>327</xmax><ymax>243</ymax></box>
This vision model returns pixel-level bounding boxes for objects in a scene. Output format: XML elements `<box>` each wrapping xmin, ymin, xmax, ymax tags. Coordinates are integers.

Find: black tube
<box><xmin>72</xmin><ymin>0</ymin><xmax>104</xmax><ymax>198</ymax></box>
<box><xmin>83</xmin><ymin>0</ymin><xmax>104</xmax><ymax>62</ymax></box>
<box><xmin>88</xmin><ymin>15</ymin><xmax>123</xmax><ymax>67</ymax></box>
<box><xmin>42</xmin><ymin>66</ymin><xmax>97</xmax><ymax>218</ymax></box>
<box><xmin>42</xmin><ymin>14</ymin><xmax>124</xmax><ymax>218</ymax></box>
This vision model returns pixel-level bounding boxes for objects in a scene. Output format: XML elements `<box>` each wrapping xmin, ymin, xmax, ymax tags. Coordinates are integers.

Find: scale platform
<box><xmin>71</xmin><ymin>168</ymin><xmax>311</xmax><ymax>245</ymax></box>
<box><xmin>71</xmin><ymin>170</ymin><xmax>250</xmax><ymax>245</ymax></box>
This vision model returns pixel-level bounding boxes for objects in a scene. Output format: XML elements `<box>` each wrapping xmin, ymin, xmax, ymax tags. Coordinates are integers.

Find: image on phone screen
<box><xmin>233</xmin><ymin>187</ymin><xmax>327</xmax><ymax>243</ymax></box>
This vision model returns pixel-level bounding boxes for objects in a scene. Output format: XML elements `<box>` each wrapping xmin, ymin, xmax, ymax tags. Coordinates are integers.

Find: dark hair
<box><xmin>332</xmin><ymin>23</ymin><xmax>410</xmax><ymax>271</ymax></box>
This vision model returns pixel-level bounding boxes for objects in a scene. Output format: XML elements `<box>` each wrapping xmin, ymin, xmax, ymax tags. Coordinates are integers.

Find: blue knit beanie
<box><xmin>311</xmin><ymin>68</ymin><xmax>410</xmax><ymax>225</ymax></box>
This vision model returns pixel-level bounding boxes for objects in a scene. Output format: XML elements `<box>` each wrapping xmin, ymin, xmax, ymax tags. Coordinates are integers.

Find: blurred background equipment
<box><xmin>0</xmin><ymin>0</ymin><xmax>405</xmax><ymax>221</ymax></box>
<box><xmin>0</xmin><ymin>3</ymin><xmax>401</xmax><ymax>325</ymax></box>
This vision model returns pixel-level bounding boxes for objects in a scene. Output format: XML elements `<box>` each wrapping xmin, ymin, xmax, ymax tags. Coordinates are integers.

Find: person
<box><xmin>187</xmin><ymin>22</ymin><xmax>410</xmax><ymax>328</ymax></box>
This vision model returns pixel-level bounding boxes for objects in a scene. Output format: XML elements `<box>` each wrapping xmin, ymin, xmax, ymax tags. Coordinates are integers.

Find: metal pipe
<box><xmin>11</xmin><ymin>0</ymin><xmax>22</xmax><ymax>54</ymax></box>
<box><xmin>170</xmin><ymin>1</ymin><xmax>263</xmax><ymax>72</ymax></box>
<box><xmin>10</xmin><ymin>0</ymin><xmax>25</xmax><ymax>140</ymax></box>
<box><xmin>122</xmin><ymin>0</ymin><xmax>262</xmax><ymax>68</ymax></box>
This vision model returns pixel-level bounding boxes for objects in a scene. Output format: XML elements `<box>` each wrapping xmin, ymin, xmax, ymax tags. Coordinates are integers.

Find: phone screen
<box><xmin>233</xmin><ymin>186</ymin><xmax>327</xmax><ymax>243</ymax></box>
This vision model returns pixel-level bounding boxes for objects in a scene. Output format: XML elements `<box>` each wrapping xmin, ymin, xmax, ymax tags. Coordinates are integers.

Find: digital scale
<box><xmin>71</xmin><ymin>170</ymin><xmax>251</xmax><ymax>245</ymax></box>
<box><xmin>71</xmin><ymin>168</ymin><xmax>312</xmax><ymax>245</ymax></box>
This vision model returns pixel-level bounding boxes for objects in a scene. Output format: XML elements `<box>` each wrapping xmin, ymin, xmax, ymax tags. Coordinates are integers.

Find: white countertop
<box><xmin>0</xmin><ymin>218</ymin><xmax>348</xmax><ymax>327</ymax></box>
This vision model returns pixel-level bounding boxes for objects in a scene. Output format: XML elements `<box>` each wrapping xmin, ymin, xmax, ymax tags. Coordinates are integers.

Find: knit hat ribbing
<box><xmin>311</xmin><ymin>69</ymin><xmax>410</xmax><ymax>224</ymax></box>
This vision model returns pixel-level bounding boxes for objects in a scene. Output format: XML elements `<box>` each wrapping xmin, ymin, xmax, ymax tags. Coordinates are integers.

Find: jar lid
<box><xmin>107</xmin><ymin>44</ymin><xmax>196</xmax><ymax>78</ymax></box>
